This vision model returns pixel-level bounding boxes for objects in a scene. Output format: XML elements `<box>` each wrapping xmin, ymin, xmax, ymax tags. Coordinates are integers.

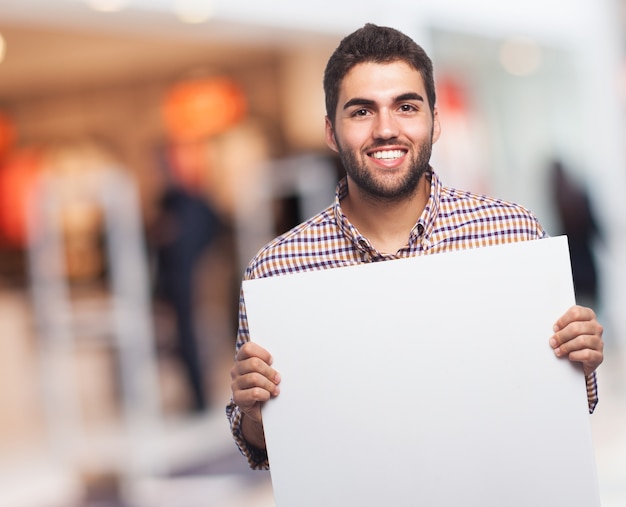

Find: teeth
<box><xmin>371</xmin><ymin>150</ymin><xmax>404</xmax><ymax>160</ymax></box>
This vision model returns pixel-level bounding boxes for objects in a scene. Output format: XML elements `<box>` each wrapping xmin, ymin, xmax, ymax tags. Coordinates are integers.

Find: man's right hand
<box><xmin>230</xmin><ymin>342</ymin><xmax>281</xmax><ymax>431</ymax></box>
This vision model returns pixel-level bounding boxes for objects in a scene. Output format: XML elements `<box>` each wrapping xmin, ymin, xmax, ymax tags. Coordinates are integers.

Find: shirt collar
<box><xmin>334</xmin><ymin>178</ymin><xmax>371</xmax><ymax>253</ymax></box>
<box><xmin>332</xmin><ymin>170</ymin><xmax>443</xmax><ymax>254</ymax></box>
<box><xmin>416</xmin><ymin>170</ymin><xmax>442</xmax><ymax>243</ymax></box>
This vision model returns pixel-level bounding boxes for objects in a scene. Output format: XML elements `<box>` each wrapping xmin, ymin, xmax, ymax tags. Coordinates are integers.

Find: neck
<box><xmin>341</xmin><ymin>175</ymin><xmax>430</xmax><ymax>254</ymax></box>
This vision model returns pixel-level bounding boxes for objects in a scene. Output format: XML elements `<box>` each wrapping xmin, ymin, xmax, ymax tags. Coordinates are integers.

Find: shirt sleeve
<box><xmin>586</xmin><ymin>371</ymin><xmax>599</xmax><ymax>413</ymax></box>
<box><xmin>224</xmin><ymin>287</ymin><xmax>271</xmax><ymax>470</ymax></box>
<box><xmin>225</xmin><ymin>401</ymin><xmax>270</xmax><ymax>469</ymax></box>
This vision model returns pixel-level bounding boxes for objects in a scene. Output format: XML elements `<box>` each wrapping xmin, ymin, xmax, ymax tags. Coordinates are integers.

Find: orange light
<box><xmin>0</xmin><ymin>112</ymin><xmax>16</xmax><ymax>160</ymax></box>
<box><xmin>162</xmin><ymin>77</ymin><xmax>247</xmax><ymax>142</ymax></box>
<box><xmin>0</xmin><ymin>148</ymin><xmax>43</xmax><ymax>247</ymax></box>
<box><xmin>437</xmin><ymin>78</ymin><xmax>467</xmax><ymax>115</ymax></box>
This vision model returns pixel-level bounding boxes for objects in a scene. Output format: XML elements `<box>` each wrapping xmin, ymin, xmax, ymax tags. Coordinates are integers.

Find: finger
<box><xmin>552</xmin><ymin>332</ymin><xmax>602</xmax><ymax>357</ymax></box>
<box><xmin>232</xmin><ymin>372</ymin><xmax>280</xmax><ymax>422</ymax></box>
<box><xmin>234</xmin><ymin>342</ymin><xmax>281</xmax><ymax>384</ymax></box>
<box><xmin>552</xmin><ymin>330</ymin><xmax>604</xmax><ymax>358</ymax></box>
<box><xmin>550</xmin><ymin>320</ymin><xmax>587</xmax><ymax>349</ymax></box>
<box><xmin>232</xmin><ymin>388</ymin><xmax>266</xmax><ymax>423</ymax></box>
<box><xmin>551</xmin><ymin>311</ymin><xmax>603</xmax><ymax>346</ymax></box>
<box><xmin>566</xmin><ymin>348</ymin><xmax>604</xmax><ymax>376</ymax></box>
<box><xmin>233</xmin><ymin>383</ymin><xmax>273</xmax><ymax>408</ymax></box>
<box><xmin>566</xmin><ymin>347</ymin><xmax>603</xmax><ymax>364</ymax></box>
<box><xmin>236</xmin><ymin>341</ymin><xmax>273</xmax><ymax>364</ymax></box>
<box><xmin>232</xmin><ymin>355</ymin><xmax>281</xmax><ymax>386</ymax></box>
<box><xmin>233</xmin><ymin>370</ymin><xmax>281</xmax><ymax>396</ymax></box>
<box><xmin>553</xmin><ymin>305</ymin><xmax>595</xmax><ymax>332</ymax></box>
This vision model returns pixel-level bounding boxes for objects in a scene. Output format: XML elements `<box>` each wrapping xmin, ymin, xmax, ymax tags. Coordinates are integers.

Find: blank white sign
<box><xmin>243</xmin><ymin>236</ymin><xmax>600</xmax><ymax>507</ymax></box>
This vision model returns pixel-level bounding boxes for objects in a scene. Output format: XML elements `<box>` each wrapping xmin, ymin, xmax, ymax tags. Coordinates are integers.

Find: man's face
<box><xmin>325</xmin><ymin>61</ymin><xmax>440</xmax><ymax>202</ymax></box>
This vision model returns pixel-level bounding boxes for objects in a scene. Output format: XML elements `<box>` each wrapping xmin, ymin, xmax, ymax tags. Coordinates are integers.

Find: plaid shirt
<box><xmin>226</xmin><ymin>170</ymin><xmax>599</xmax><ymax>470</ymax></box>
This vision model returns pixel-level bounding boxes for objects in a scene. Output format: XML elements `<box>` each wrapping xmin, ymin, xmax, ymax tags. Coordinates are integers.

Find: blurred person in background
<box><xmin>227</xmin><ymin>23</ymin><xmax>604</xmax><ymax>469</ymax></box>
<box><xmin>550</xmin><ymin>159</ymin><xmax>602</xmax><ymax>309</ymax></box>
<box><xmin>152</xmin><ymin>143</ymin><xmax>223</xmax><ymax>413</ymax></box>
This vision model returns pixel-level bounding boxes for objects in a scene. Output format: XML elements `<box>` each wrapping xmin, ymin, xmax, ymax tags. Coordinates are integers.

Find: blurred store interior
<box><xmin>0</xmin><ymin>0</ymin><xmax>625</xmax><ymax>506</ymax></box>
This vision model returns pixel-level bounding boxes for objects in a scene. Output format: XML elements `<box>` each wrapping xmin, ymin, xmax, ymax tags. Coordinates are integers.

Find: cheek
<box><xmin>336</xmin><ymin>124</ymin><xmax>371</xmax><ymax>151</ymax></box>
<box><xmin>407</xmin><ymin>122</ymin><xmax>435</xmax><ymax>143</ymax></box>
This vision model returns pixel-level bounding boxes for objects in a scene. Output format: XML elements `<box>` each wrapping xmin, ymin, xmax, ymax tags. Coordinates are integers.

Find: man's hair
<box><xmin>323</xmin><ymin>23</ymin><xmax>436</xmax><ymax>125</ymax></box>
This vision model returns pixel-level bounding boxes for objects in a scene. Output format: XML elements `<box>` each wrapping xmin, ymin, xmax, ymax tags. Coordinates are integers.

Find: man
<box><xmin>226</xmin><ymin>23</ymin><xmax>604</xmax><ymax>470</ymax></box>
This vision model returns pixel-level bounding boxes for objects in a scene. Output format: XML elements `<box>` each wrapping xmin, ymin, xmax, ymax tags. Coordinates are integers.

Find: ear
<box><xmin>431</xmin><ymin>107</ymin><xmax>441</xmax><ymax>144</ymax></box>
<box><xmin>325</xmin><ymin>116</ymin><xmax>339</xmax><ymax>153</ymax></box>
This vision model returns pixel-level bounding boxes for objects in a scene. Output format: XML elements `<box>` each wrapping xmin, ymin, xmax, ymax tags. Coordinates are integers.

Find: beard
<box><xmin>337</xmin><ymin>135</ymin><xmax>433</xmax><ymax>203</ymax></box>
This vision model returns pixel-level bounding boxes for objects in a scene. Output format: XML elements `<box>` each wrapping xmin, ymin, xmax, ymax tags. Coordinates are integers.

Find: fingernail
<box><xmin>274</xmin><ymin>372</ymin><xmax>281</xmax><ymax>384</ymax></box>
<box><xmin>549</xmin><ymin>338</ymin><xmax>557</xmax><ymax>348</ymax></box>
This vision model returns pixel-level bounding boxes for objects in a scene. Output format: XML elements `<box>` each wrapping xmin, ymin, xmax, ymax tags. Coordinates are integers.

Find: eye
<box><xmin>399</xmin><ymin>103</ymin><xmax>418</xmax><ymax>113</ymax></box>
<box><xmin>351</xmin><ymin>108</ymin><xmax>370</xmax><ymax>117</ymax></box>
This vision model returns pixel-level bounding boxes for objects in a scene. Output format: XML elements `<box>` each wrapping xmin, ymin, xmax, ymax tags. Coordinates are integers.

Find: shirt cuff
<box><xmin>586</xmin><ymin>371</ymin><xmax>598</xmax><ymax>414</ymax></box>
<box><xmin>226</xmin><ymin>400</ymin><xmax>270</xmax><ymax>470</ymax></box>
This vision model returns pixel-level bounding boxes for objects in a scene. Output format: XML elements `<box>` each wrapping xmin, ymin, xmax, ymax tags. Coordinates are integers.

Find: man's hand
<box><xmin>230</xmin><ymin>342</ymin><xmax>281</xmax><ymax>448</ymax></box>
<box><xmin>550</xmin><ymin>305</ymin><xmax>604</xmax><ymax>376</ymax></box>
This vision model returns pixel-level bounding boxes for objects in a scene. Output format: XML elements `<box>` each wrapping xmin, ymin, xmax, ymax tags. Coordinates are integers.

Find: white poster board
<box><xmin>243</xmin><ymin>237</ymin><xmax>600</xmax><ymax>506</ymax></box>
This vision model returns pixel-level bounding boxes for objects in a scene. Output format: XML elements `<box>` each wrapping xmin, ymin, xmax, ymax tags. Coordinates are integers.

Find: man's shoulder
<box><xmin>244</xmin><ymin>205</ymin><xmax>351</xmax><ymax>279</ymax></box>
<box><xmin>430</xmin><ymin>184</ymin><xmax>546</xmax><ymax>245</ymax></box>
<box><xmin>440</xmin><ymin>185</ymin><xmax>539</xmax><ymax>219</ymax></box>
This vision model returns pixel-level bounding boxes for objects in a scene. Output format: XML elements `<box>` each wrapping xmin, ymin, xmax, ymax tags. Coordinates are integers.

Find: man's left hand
<box><xmin>550</xmin><ymin>305</ymin><xmax>604</xmax><ymax>376</ymax></box>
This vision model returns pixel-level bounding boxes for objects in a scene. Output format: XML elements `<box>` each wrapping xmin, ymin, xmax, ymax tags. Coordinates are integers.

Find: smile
<box><xmin>370</xmin><ymin>149</ymin><xmax>406</xmax><ymax>160</ymax></box>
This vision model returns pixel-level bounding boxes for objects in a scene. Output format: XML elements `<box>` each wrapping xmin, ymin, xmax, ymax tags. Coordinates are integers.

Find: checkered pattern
<box><xmin>226</xmin><ymin>170</ymin><xmax>599</xmax><ymax>470</ymax></box>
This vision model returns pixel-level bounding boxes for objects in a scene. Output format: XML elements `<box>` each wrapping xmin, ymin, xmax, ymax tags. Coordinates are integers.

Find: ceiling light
<box><xmin>499</xmin><ymin>37</ymin><xmax>543</xmax><ymax>77</ymax></box>
<box><xmin>172</xmin><ymin>0</ymin><xmax>215</xmax><ymax>24</ymax></box>
<box><xmin>85</xmin><ymin>0</ymin><xmax>128</xmax><ymax>12</ymax></box>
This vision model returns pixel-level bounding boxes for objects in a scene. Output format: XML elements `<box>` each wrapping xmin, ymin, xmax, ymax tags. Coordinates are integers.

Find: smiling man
<box><xmin>326</xmin><ymin>60</ymin><xmax>440</xmax><ymax>254</ymax></box>
<box><xmin>226</xmin><ymin>23</ymin><xmax>604</xmax><ymax>470</ymax></box>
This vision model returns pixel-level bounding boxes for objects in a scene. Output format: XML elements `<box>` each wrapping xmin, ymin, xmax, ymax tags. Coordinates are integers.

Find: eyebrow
<box><xmin>342</xmin><ymin>92</ymin><xmax>425</xmax><ymax>110</ymax></box>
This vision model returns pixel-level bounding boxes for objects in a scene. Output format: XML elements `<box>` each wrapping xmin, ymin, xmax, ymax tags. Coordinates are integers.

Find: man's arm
<box><xmin>227</xmin><ymin>341</ymin><xmax>281</xmax><ymax>469</ymax></box>
<box><xmin>230</xmin><ymin>341</ymin><xmax>281</xmax><ymax>441</ymax></box>
<box><xmin>550</xmin><ymin>305</ymin><xmax>603</xmax><ymax>412</ymax></box>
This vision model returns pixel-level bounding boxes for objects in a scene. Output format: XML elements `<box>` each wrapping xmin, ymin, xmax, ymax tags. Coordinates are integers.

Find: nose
<box><xmin>373</xmin><ymin>109</ymin><xmax>399</xmax><ymax>140</ymax></box>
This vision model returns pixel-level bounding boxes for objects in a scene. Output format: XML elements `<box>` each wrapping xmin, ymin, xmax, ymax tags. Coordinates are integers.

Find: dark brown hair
<box><xmin>323</xmin><ymin>23</ymin><xmax>436</xmax><ymax>125</ymax></box>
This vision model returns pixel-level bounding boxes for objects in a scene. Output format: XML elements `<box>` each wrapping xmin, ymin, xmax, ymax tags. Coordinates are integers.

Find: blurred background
<box><xmin>0</xmin><ymin>0</ymin><xmax>625</xmax><ymax>506</ymax></box>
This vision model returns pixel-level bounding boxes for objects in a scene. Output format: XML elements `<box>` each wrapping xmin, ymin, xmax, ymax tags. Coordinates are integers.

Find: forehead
<box><xmin>339</xmin><ymin>61</ymin><xmax>427</xmax><ymax>103</ymax></box>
